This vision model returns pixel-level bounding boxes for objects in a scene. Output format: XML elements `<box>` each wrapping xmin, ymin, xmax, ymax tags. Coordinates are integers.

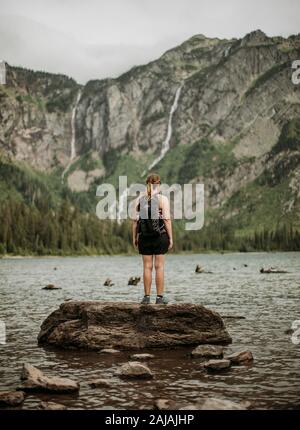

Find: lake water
<box><xmin>0</xmin><ymin>252</ymin><xmax>299</xmax><ymax>410</ymax></box>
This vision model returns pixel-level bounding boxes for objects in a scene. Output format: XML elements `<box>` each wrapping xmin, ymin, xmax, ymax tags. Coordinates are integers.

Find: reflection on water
<box><xmin>0</xmin><ymin>252</ymin><xmax>299</xmax><ymax>410</ymax></box>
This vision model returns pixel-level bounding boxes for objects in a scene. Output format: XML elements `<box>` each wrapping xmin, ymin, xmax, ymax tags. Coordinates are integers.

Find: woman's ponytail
<box><xmin>146</xmin><ymin>182</ymin><xmax>152</xmax><ymax>200</ymax></box>
<box><xmin>146</xmin><ymin>173</ymin><xmax>161</xmax><ymax>201</ymax></box>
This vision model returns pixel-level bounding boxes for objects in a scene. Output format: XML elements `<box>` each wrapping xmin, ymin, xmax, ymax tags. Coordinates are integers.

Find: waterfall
<box><xmin>117</xmin><ymin>188</ymin><xmax>128</xmax><ymax>222</ymax></box>
<box><xmin>62</xmin><ymin>90</ymin><xmax>82</xmax><ymax>181</ymax></box>
<box><xmin>143</xmin><ymin>84</ymin><xmax>183</xmax><ymax>175</ymax></box>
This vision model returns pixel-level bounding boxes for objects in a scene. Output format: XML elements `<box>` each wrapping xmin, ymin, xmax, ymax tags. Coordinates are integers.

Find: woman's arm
<box><xmin>132</xmin><ymin>197</ymin><xmax>139</xmax><ymax>248</ymax></box>
<box><xmin>132</xmin><ymin>219</ymin><xmax>138</xmax><ymax>248</ymax></box>
<box><xmin>161</xmin><ymin>195</ymin><xmax>173</xmax><ymax>250</ymax></box>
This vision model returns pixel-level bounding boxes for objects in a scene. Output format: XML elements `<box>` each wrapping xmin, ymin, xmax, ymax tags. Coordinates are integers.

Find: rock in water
<box><xmin>0</xmin><ymin>391</ymin><xmax>25</xmax><ymax>406</ymax></box>
<box><xmin>193</xmin><ymin>398</ymin><xmax>247</xmax><ymax>410</ymax></box>
<box><xmin>191</xmin><ymin>345</ymin><xmax>224</xmax><ymax>358</ymax></box>
<box><xmin>88</xmin><ymin>379</ymin><xmax>111</xmax><ymax>388</ymax></box>
<box><xmin>39</xmin><ymin>401</ymin><xmax>67</xmax><ymax>410</ymax></box>
<box><xmin>128</xmin><ymin>276</ymin><xmax>141</xmax><ymax>286</ymax></box>
<box><xmin>226</xmin><ymin>350</ymin><xmax>254</xmax><ymax>364</ymax></box>
<box><xmin>119</xmin><ymin>361</ymin><xmax>153</xmax><ymax>379</ymax></box>
<box><xmin>38</xmin><ymin>301</ymin><xmax>232</xmax><ymax>350</ymax></box>
<box><xmin>104</xmin><ymin>278</ymin><xmax>114</xmax><ymax>286</ymax></box>
<box><xmin>154</xmin><ymin>398</ymin><xmax>178</xmax><ymax>410</ymax></box>
<box><xmin>98</xmin><ymin>348</ymin><xmax>120</xmax><ymax>354</ymax></box>
<box><xmin>19</xmin><ymin>363</ymin><xmax>79</xmax><ymax>393</ymax></box>
<box><xmin>155</xmin><ymin>397</ymin><xmax>248</xmax><ymax>410</ymax></box>
<box><xmin>43</xmin><ymin>284</ymin><xmax>61</xmax><ymax>290</ymax></box>
<box><xmin>130</xmin><ymin>353</ymin><xmax>155</xmax><ymax>360</ymax></box>
<box><xmin>204</xmin><ymin>359</ymin><xmax>231</xmax><ymax>372</ymax></box>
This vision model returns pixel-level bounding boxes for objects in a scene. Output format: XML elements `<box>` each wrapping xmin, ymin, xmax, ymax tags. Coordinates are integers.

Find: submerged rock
<box><xmin>154</xmin><ymin>397</ymin><xmax>249</xmax><ymax>410</ymax></box>
<box><xmin>191</xmin><ymin>345</ymin><xmax>224</xmax><ymax>359</ymax></box>
<box><xmin>19</xmin><ymin>363</ymin><xmax>79</xmax><ymax>393</ymax></box>
<box><xmin>204</xmin><ymin>359</ymin><xmax>231</xmax><ymax>372</ymax></box>
<box><xmin>154</xmin><ymin>398</ymin><xmax>178</xmax><ymax>410</ymax></box>
<box><xmin>119</xmin><ymin>361</ymin><xmax>153</xmax><ymax>379</ymax></box>
<box><xmin>88</xmin><ymin>378</ymin><xmax>111</xmax><ymax>388</ymax></box>
<box><xmin>38</xmin><ymin>301</ymin><xmax>232</xmax><ymax>350</ymax></box>
<box><xmin>98</xmin><ymin>348</ymin><xmax>120</xmax><ymax>354</ymax></box>
<box><xmin>130</xmin><ymin>353</ymin><xmax>155</xmax><ymax>360</ymax></box>
<box><xmin>39</xmin><ymin>401</ymin><xmax>67</xmax><ymax>410</ymax></box>
<box><xmin>199</xmin><ymin>398</ymin><xmax>246</xmax><ymax>410</ymax></box>
<box><xmin>0</xmin><ymin>391</ymin><xmax>25</xmax><ymax>406</ymax></box>
<box><xmin>226</xmin><ymin>350</ymin><xmax>253</xmax><ymax>364</ymax></box>
<box><xmin>182</xmin><ymin>398</ymin><xmax>248</xmax><ymax>410</ymax></box>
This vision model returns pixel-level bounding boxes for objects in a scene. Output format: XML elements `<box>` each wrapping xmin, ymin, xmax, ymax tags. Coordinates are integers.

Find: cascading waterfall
<box><xmin>143</xmin><ymin>83</ymin><xmax>183</xmax><ymax>175</ymax></box>
<box><xmin>62</xmin><ymin>90</ymin><xmax>82</xmax><ymax>181</ymax></box>
<box><xmin>112</xmin><ymin>84</ymin><xmax>183</xmax><ymax>222</ymax></box>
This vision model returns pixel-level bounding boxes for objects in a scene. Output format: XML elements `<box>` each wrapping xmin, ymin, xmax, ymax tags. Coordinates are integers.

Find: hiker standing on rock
<box><xmin>132</xmin><ymin>173</ymin><xmax>173</xmax><ymax>305</ymax></box>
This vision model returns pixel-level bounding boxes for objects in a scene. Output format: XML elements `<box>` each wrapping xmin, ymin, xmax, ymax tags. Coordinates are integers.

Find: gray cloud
<box><xmin>0</xmin><ymin>0</ymin><xmax>299</xmax><ymax>83</ymax></box>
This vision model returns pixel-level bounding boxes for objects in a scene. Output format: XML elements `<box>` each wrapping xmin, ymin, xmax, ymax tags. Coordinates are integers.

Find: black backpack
<box><xmin>137</xmin><ymin>195</ymin><xmax>165</xmax><ymax>238</ymax></box>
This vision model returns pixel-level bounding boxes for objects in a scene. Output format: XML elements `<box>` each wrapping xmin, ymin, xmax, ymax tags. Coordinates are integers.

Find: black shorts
<box><xmin>138</xmin><ymin>233</ymin><xmax>170</xmax><ymax>255</ymax></box>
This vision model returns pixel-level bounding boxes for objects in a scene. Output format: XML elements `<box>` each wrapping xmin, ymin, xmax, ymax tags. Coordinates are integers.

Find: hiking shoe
<box><xmin>141</xmin><ymin>295</ymin><xmax>150</xmax><ymax>305</ymax></box>
<box><xmin>155</xmin><ymin>296</ymin><xmax>168</xmax><ymax>305</ymax></box>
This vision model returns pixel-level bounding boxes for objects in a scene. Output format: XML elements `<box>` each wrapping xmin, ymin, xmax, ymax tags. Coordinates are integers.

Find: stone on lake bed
<box><xmin>88</xmin><ymin>378</ymin><xmax>111</xmax><ymax>388</ymax></box>
<box><xmin>38</xmin><ymin>301</ymin><xmax>232</xmax><ymax>350</ymax></box>
<box><xmin>155</xmin><ymin>397</ymin><xmax>249</xmax><ymax>410</ymax></box>
<box><xmin>226</xmin><ymin>350</ymin><xmax>254</xmax><ymax>364</ymax></box>
<box><xmin>181</xmin><ymin>398</ymin><xmax>248</xmax><ymax>410</ymax></box>
<box><xmin>19</xmin><ymin>363</ymin><xmax>79</xmax><ymax>393</ymax></box>
<box><xmin>130</xmin><ymin>353</ymin><xmax>155</xmax><ymax>360</ymax></box>
<box><xmin>98</xmin><ymin>348</ymin><xmax>120</xmax><ymax>354</ymax></box>
<box><xmin>199</xmin><ymin>398</ymin><xmax>246</xmax><ymax>410</ymax></box>
<box><xmin>0</xmin><ymin>391</ymin><xmax>25</xmax><ymax>406</ymax></box>
<box><xmin>154</xmin><ymin>398</ymin><xmax>178</xmax><ymax>410</ymax></box>
<box><xmin>119</xmin><ymin>361</ymin><xmax>153</xmax><ymax>379</ymax></box>
<box><xmin>204</xmin><ymin>359</ymin><xmax>231</xmax><ymax>372</ymax></box>
<box><xmin>191</xmin><ymin>345</ymin><xmax>224</xmax><ymax>359</ymax></box>
<box><xmin>39</xmin><ymin>401</ymin><xmax>67</xmax><ymax>410</ymax></box>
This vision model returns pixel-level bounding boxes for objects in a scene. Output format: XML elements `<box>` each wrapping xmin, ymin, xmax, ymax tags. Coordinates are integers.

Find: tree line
<box><xmin>0</xmin><ymin>198</ymin><xmax>299</xmax><ymax>256</ymax></box>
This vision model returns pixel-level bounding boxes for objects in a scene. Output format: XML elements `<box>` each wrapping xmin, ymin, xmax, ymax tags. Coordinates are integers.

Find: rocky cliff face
<box><xmin>0</xmin><ymin>30</ymin><xmax>299</xmax><ymax>226</ymax></box>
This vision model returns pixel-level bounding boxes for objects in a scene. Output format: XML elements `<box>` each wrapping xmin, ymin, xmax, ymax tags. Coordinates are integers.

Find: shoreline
<box><xmin>1</xmin><ymin>250</ymin><xmax>298</xmax><ymax>259</ymax></box>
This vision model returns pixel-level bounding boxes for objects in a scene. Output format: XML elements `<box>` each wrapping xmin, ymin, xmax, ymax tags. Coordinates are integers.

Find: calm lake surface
<box><xmin>0</xmin><ymin>252</ymin><xmax>299</xmax><ymax>410</ymax></box>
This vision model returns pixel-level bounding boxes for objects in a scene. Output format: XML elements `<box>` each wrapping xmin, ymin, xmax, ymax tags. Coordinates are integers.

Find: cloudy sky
<box><xmin>0</xmin><ymin>0</ymin><xmax>299</xmax><ymax>83</ymax></box>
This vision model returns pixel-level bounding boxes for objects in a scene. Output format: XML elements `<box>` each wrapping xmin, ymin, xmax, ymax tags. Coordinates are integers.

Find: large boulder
<box><xmin>19</xmin><ymin>364</ymin><xmax>79</xmax><ymax>393</ymax></box>
<box><xmin>38</xmin><ymin>301</ymin><xmax>231</xmax><ymax>350</ymax></box>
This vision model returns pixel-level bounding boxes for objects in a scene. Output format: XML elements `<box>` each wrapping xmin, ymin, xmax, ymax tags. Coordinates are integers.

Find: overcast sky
<box><xmin>0</xmin><ymin>0</ymin><xmax>299</xmax><ymax>83</ymax></box>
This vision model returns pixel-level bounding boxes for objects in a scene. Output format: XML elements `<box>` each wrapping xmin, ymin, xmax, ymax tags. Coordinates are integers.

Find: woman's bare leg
<box><xmin>142</xmin><ymin>255</ymin><xmax>153</xmax><ymax>295</ymax></box>
<box><xmin>154</xmin><ymin>254</ymin><xmax>165</xmax><ymax>296</ymax></box>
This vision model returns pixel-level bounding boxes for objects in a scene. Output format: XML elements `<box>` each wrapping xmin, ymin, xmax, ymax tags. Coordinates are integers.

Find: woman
<box><xmin>132</xmin><ymin>173</ymin><xmax>173</xmax><ymax>304</ymax></box>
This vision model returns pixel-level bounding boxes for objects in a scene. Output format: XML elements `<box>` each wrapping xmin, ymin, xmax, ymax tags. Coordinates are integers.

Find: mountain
<box><xmin>0</xmin><ymin>30</ymin><xmax>300</xmax><ymax>255</ymax></box>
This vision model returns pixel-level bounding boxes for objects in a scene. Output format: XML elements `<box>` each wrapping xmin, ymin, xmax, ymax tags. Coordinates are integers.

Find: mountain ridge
<box><xmin>0</xmin><ymin>29</ymin><xmax>299</xmax><ymax>254</ymax></box>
